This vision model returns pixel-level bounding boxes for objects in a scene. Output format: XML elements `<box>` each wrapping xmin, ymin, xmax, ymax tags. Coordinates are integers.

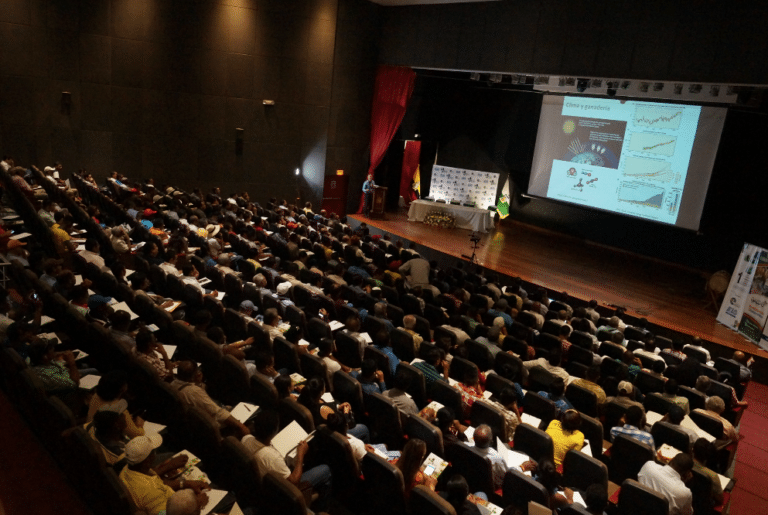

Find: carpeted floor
<box><xmin>725</xmin><ymin>381</ymin><xmax>768</xmax><ymax>514</ymax></box>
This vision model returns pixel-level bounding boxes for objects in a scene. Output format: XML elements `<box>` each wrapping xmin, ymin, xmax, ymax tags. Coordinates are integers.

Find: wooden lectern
<box><xmin>370</xmin><ymin>186</ymin><xmax>387</xmax><ymax>219</ymax></box>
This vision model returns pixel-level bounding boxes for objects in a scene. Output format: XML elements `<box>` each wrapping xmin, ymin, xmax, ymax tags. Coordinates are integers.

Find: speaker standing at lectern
<box><xmin>362</xmin><ymin>174</ymin><xmax>376</xmax><ymax>215</ymax></box>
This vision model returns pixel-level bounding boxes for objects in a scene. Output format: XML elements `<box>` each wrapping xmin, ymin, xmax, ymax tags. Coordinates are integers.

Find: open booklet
<box><xmin>496</xmin><ymin>437</ymin><xmax>531</xmax><ymax>470</ymax></box>
<box><xmin>230</xmin><ymin>402</ymin><xmax>259</xmax><ymax>424</ymax></box>
<box><xmin>421</xmin><ymin>452</ymin><xmax>449</xmax><ymax>479</ymax></box>
<box><xmin>646</xmin><ymin>410</ymin><xmax>716</xmax><ymax>443</ymax></box>
<box><xmin>272</xmin><ymin>420</ymin><xmax>314</xmax><ymax>460</ymax></box>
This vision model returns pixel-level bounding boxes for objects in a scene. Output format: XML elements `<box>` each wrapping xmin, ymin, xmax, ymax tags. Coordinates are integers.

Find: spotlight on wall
<box><xmin>295</xmin><ymin>168</ymin><xmax>300</xmax><ymax>176</ymax></box>
<box><xmin>710</xmin><ymin>85</ymin><xmax>720</xmax><ymax>97</ymax></box>
<box><xmin>689</xmin><ymin>84</ymin><xmax>702</xmax><ymax>94</ymax></box>
<box><xmin>653</xmin><ymin>82</ymin><xmax>665</xmax><ymax>92</ymax></box>
<box><xmin>576</xmin><ymin>79</ymin><xmax>589</xmax><ymax>93</ymax></box>
<box><xmin>639</xmin><ymin>82</ymin><xmax>650</xmax><ymax>93</ymax></box>
<box><xmin>673</xmin><ymin>83</ymin><xmax>683</xmax><ymax>95</ymax></box>
<box><xmin>263</xmin><ymin>99</ymin><xmax>275</xmax><ymax>106</ymax></box>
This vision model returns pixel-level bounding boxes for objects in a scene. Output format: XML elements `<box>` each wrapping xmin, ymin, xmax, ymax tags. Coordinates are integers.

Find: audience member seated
<box><xmin>396</xmin><ymin>438</ymin><xmax>435</xmax><ymax>499</ymax></box>
<box><xmin>242</xmin><ymin>409</ymin><xmax>332</xmax><ymax>512</ymax></box>
<box><xmin>488</xmin><ymin>386</ymin><xmax>521</xmax><ymax>443</ymax></box>
<box><xmin>297</xmin><ymin>377</ymin><xmax>369</xmax><ymax>441</ymax></box>
<box><xmin>135</xmin><ymin>329</ymin><xmax>174</xmax><ymax>381</ymax></box>
<box><xmin>439</xmin><ymin>474</ymin><xmax>482</xmax><ymax>515</ymax></box>
<box><xmin>692</xmin><ymin>438</ymin><xmax>724</xmax><ymax>506</ymax></box>
<box><xmin>383</xmin><ymin>369</ymin><xmax>418</xmax><ymax>416</ymax></box>
<box><xmin>571</xmin><ymin>365</ymin><xmax>607</xmax><ymax>405</ymax></box>
<box><xmin>352</xmin><ymin>358</ymin><xmax>386</xmax><ymax>395</ymax></box>
<box><xmin>473</xmin><ymin>424</ymin><xmax>507</xmax><ymax>489</ymax></box>
<box><xmin>546</xmin><ymin>409</ymin><xmax>584</xmax><ymax>466</ymax></box>
<box><xmin>694</xmin><ymin>396</ymin><xmax>738</xmax><ymax>444</ymax></box>
<box><xmin>605</xmin><ymin>381</ymin><xmax>644</xmax><ymax>410</ymax></box>
<box><xmin>171</xmin><ymin>361</ymin><xmax>249</xmax><ymax>437</ymax></box>
<box><xmin>523</xmin><ymin>352</ymin><xmax>570</xmax><ymax>383</ymax></box>
<box><xmin>120</xmin><ymin>435</ymin><xmax>211</xmax><ymax>515</ymax></box>
<box><xmin>661</xmin><ymin>379</ymin><xmax>690</xmax><ymax>415</ymax></box>
<box><xmin>539</xmin><ymin>377</ymin><xmax>575</xmax><ymax>416</ymax></box>
<box><xmin>610</xmin><ymin>405</ymin><xmax>655</xmax><ymax>451</ymax></box>
<box><xmin>87</xmin><ymin>370</ymin><xmax>145</xmax><ymax>437</ymax></box>
<box><xmin>637</xmin><ymin>453</ymin><xmax>694</xmax><ymax>515</ymax></box>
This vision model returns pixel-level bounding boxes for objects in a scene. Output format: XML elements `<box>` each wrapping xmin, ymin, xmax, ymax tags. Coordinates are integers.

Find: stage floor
<box><xmin>350</xmin><ymin>211</ymin><xmax>768</xmax><ymax>360</ymax></box>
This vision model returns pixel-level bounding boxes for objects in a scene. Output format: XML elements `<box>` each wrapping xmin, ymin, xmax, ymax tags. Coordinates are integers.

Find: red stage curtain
<box><xmin>400</xmin><ymin>140</ymin><xmax>421</xmax><ymax>206</ymax></box>
<box><xmin>357</xmin><ymin>65</ymin><xmax>416</xmax><ymax>213</ymax></box>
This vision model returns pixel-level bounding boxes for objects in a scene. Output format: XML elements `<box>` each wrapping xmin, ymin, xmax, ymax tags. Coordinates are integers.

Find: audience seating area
<box><xmin>0</xmin><ymin>162</ymin><xmax>753</xmax><ymax>515</ymax></box>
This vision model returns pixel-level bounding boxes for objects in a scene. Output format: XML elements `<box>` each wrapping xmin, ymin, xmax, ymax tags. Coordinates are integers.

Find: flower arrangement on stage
<box><xmin>424</xmin><ymin>210</ymin><xmax>456</xmax><ymax>229</ymax></box>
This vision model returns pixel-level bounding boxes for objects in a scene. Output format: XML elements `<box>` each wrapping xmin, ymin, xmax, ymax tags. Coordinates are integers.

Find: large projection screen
<box><xmin>528</xmin><ymin>95</ymin><xmax>727</xmax><ymax>230</ymax></box>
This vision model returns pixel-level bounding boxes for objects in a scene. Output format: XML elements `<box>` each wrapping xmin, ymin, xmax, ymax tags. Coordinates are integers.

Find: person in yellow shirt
<box><xmin>119</xmin><ymin>435</ymin><xmax>209</xmax><ymax>515</ymax></box>
<box><xmin>545</xmin><ymin>409</ymin><xmax>585</xmax><ymax>466</ymax></box>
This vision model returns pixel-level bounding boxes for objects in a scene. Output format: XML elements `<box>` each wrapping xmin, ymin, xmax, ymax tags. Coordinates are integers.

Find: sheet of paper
<box><xmin>216</xmin><ymin>291</ymin><xmax>226</xmax><ymax>301</ymax></box>
<box><xmin>447</xmin><ymin>377</ymin><xmax>459</xmax><ymax>387</ymax></box>
<box><xmin>198</xmin><ymin>277</ymin><xmax>212</xmax><ymax>286</ymax></box>
<box><xmin>147</xmin><ymin>324</ymin><xmax>160</xmax><ymax>332</ymax></box>
<box><xmin>360</xmin><ymin>332</ymin><xmax>373</xmax><ymax>344</ymax></box>
<box><xmin>9</xmin><ymin>232</ymin><xmax>31</xmax><ymax>240</ymax></box>
<box><xmin>112</xmin><ymin>301</ymin><xmax>139</xmax><ymax>320</ymax></box>
<box><xmin>73</xmin><ymin>349</ymin><xmax>88</xmax><ymax>360</ymax></box>
<box><xmin>718</xmin><ymin>473</ymin><xmax>731</xmax><ymax>491</ymax></box>
<box><xmin>521</xmin><ymin>413</ymin><xmax>541</xmax><ymax>428</ymax></box>
<box><xmin>645</xmin><ymin>410</ymin><xmax>664</xmax><ymax>428</ymax></box>
<box><xmin>76</xmin><ymin>244</ymin><xmax>86</xmax><ymax>251</ymax></box>
<box><xmin>680</xmin><ymin>415</ymin><xmax>716</xmax><ymax>442</ymax></box>
<box><xmin>79</xmin><ymin>374</ymin><xmax>101</xmax><ymax>390</ymax></box>
<box><xmin>496</xmin><ymin>437</ymin><xmax>530</xmax><ymax>469</ymax></box>
<box><xmin>329</xmin><ymin>320</ymin><xmax>344</xmax><ymax>331</ymax></box>
<box><xmin>143</xmin><ymin>421</ymin><xmax>167</xmax><ymax>436</ymax></box>
<box><xmin>571</xmin><ymin>491</ymin><xmax>587</xmax><ymax>507</ymax></box>
<box><xmin>482</xmin><ymin>390</ymin><xmax>493</xmax><ymax>400</ymax></box>
<box><xmin>125</xmin><ymin>269</ymin><xmax>136</xmax><ymax>278</ymax></box>
<box><xmin>40</xmin><ymin>316</ymin><xmax>55</xmax><ymax>325</ymax></box>
<box><xmin>464</xmin><ymin>425</ymin><xmax>476</xmax><ymax>445</ymax></box>
<box><xmin>425</xmin><ymin>400</ymin><xmax>444</xmax><ymax>413</ymax></box>
<box><xmin>230</xmin><ymin>402</ymin><xmax>259</xmax><ymax>424</ymax></box>
<box><xmin>298</xmin><ymin>339</ymin><xmax>310</xmax><ymax>347</ymax></box>
<box><xmin>272</xmin><ymin>420</ymin><xmax>309</xmax><ymax>458</ymax></box>
<box><xmin>74</xmin><ymin>274</ymin><xmax>83</xmax><ymax>285</ymax></box>
<box><xmin>658</xmin><ymin>443</ymin><xmax>681</xmax><ymax>461</ymax></box>
<box><xmin>200</xmin><ymin>488</ymin><xmax>229</xmax><ymax>515</ymax></box>
<box><xmin>229</xmin><ymin>502</ymin><xmax>244</xmax><ymax>515</ymax></box>
<box><xmin>579</xmin><ymin>440</ymin><xmax>592</xmax><ymax>457</ymax></box>
<box><xmin>38</xmin><ymin>332</ymin><xmax>61</xmax><ymax>344</ymax></box>
<box><xmin>162</xmin><ymin>345</ymin><xmax>177</xmax><ymax>358</ymax></box>
<box><xmin>165</xmin><ymin>300</ymin><xmax>183</xmax><ymax>312</ymax></box>
<box><xmin>321</xmin><ymin>392</ymin><xmax>335</xmax><ymax>403</ymax></box>
<box><xmin>2</xmin><ymin>215</ymin><xmax>19</xmax><ymax>220</ymax></box>
<box><xmin>289</xmin><ymin>373</ymin><xmax>306</xmax><ymax>386</ymax></box>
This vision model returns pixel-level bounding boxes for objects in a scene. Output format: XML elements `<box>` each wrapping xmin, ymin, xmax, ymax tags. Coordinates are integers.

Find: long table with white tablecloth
<box><xmin>407</xmin><ymin>199</ymin><xmax>495</xmax><ymax>233</ymax></box>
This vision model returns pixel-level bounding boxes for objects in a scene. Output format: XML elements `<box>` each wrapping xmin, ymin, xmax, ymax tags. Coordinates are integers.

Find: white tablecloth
<box><xmin>407</xmin><ymin>200</ymin><xmax>495</xmax><ymax>232</ymax></box>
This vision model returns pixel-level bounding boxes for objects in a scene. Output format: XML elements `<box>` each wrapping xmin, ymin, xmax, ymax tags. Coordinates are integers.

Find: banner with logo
<box><xmin>717</xmin><ymin>243</ymin><xmax>768</xmax><ymax>350</ymax></box>
<box><xmin>428</xmin><ymin>165</ymin><xmax>499</xmax><ymax>209</ymax></box>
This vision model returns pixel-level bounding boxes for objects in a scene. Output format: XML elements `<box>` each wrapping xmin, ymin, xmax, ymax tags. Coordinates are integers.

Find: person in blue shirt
<box><xmin>362</xmin><ymin>174</ymin><xmax>376</xmax><ymax>215</ymax></box>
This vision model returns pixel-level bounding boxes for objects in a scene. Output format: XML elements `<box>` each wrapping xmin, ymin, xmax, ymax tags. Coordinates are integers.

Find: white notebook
<box><xmin>272</xmin><ymin>420</ymin><xmax>311</xmax><ymax>458</ymax></box>
<box><xmin>230</xmin><ymin>402</ymin><xmax>259</xmax><ymax>424</ymax></box>
<box><xmin>200</xmin><ymin>488</ymin><xmax>229</xmax><ymax>515</ymax></box>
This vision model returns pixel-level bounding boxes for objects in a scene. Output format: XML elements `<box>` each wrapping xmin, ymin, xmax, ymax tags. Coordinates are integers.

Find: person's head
<box><xmin>396</xmin><ymin>438</ymin><xmax>426</xmax><ymax>483</ymax></box>
<box><xmin>692</xmin><ymin>437</ymin><xmax>714</xmax><ymax>464</ymax></box>
<box><xmin>254</xmin><ymin>350</ymin><xmax>275</xmax><ymax>371</ymax></box>
<box><xmin>625</xmin><ymin>405</ymin><xmax>645</xmax><ymax>427</ymax></box>
<box><xmin>130</xmin><ymin>272</ymin><xmax>150</xmax><ymax>291</ymax></box>
<box><xmin>473</xmin><ymin>424</ymin><xmax>493</xmax><ymax>449</ymax></box>
<box><xmin>325</xmin><ymin>411</ymin><xmax>348</xmax><ymax>436</ymax></box>
<box><xmin>192</xmin><ymin>310</ymin><xmax>212</xmax><ymax>328</ymax></box>
<box><xmin>317</xmin><ymin>338</ymin><xmax>334</xmax><ymax>357</ymax></box>
<box><xmin>273</xmin><ymin>374</ymin><xmax>293</xmax><ymax>399</ymax></box>
<box><xmin>425</xmin><ymin>348</ymin><xmax>442</xmax><ymax>367</ymax></box>
<box><xmin>462</xmin><ymin>367</ymin><xmax>479</xmax><ymax>387</ymax></box>
<box><xmin>705</xmin><ymin>395</ymin><xmax>725</xmax><ymax>414</ymax></box>
<box><xmin>239</xmin><ymin>300</ymin><xmax>255</xmax><ymax>317</ymax></box>
<box><xmin>435</xmin><ymin>407</ymin><xmax>456</xmax><ymax>432</ymax></box>
<box><xmin>586</xmin><ymin>365</ymin><xmax>601</xmax><ymax>383</ymax></box>
<box><xmin>695</xmin><ymin>375</ymin><xmax>711</xmax><ymax>394</ymax></box>
<box><xmin>374</xmin><ymin>329</ymin><xmax>390</xmax><ymax>348</ymax></box>
<box><xmin>652</xmin><ymin>360</ymin><xmax>666</xmax><ymax>375</ymax></box>
<box><xmin>621</xmin><ymin>350</ymin><xmax>636</xmax><ymax>365</ymax></box>
<box><xmin>96</xmin><ymin>370</ymin><xmax>129</xmax><ymax>402</ymax></box>
<box><xmin>176</xmin><ymin>361</ymin><xmax>202</xmax><ymax>383</ymax></box>
<box><xmin>251</xmin><ymin>409</ymin><xmax>280</xmax><ymax>443</ymax></box>
<box><xmin>558</xmin><ymin>324</ymin><xmax>571</xmax><ymax>339</ymax></box>
<box><xmin>550</xmin><ymin>377</ymin><xmax>566</xmax><ymax>397</ymax></box>
<box><xmin>392</xmin><ymin>369</ymin><xmax>412</xmax><ymax>392</ymax></box>
<box><xmin>585</xmin><ymin>484</ymin><xmax>608</xmax><ymax>515</ymax></box>
<box><xmin>206</xmin><ymin>326</ymin><xmax>225</xmax><ymax>345</ymax></box>
<box><xmin>562</xmin><ymin>409</ymin><xmax>582</xmax><ymax>432</ymax></box>
<box><xmin>537</xmin><ymin>459</ymin><xmax>562</xmax><ymax>492</ymax></box>
<box><xmin>497</xmin><ymin>387</ymin><xmax>518</xmax><ymax>409</ymax></box>
<box><xmin>667</xmin><ymin>404</ymin><xmax>685</xmax><ymax>425</ymax></box>
<box><xmin>360</xmin><ymin>358</ymin><xmax>377</xmax><ymax>379</ymax></box>
<box><xmin>299</xmin><ymin>377</ymin><xmax>325</xmax><ymax>405</ymax></box>
<box><xmin>668</xmin><ymin>452</ymin><xmax>694</xmax><ymax>479</ymax></box>
<box><xmin>92</xmin><ymin>410</ymin><xmax>125</xmax><ymax>439</ymax></box>
<box><xmin>84</xmin><ymin>238</ymin><xmax>100</xmax><ymax>252</ymax></box>
<box><xmin>28</xmin><ymin>339</ymin><xmax>56</xmax><ymax>366</ymax></box>
<box><xmin>125</xmin><ymin>434</ymin><xmax>163</xmax><ymax>469</ymax></box>
<box><xmin>6</xmin><ymin>321</ymin><xmax>34</xmax><ymax>343</ymax></box>
<box><xmin>166</xmin><ymin>489</ymin><xmax>201</xmax><ymax>515</ymax></box>
<box><xmin>664</xmin><ymin>378</ymin><xmax>679</xmax><ymax>396</ymax></box>
<box><xmin>403</xmin><ymin>314</ymin><xmax>416</xmax><ymax>330</ymax></box>
<box><xmin>134</xmin><ymin>328</ymin><xmax>155</xmax><ymax>354</ymax></box>
<box><xmin>445</xmin><ymin>475</ymin><xmax>470</xmax><ymax>509</ymax></box>
<box><xmin>263</xmin><ymin>308</ymin><xmax>279</xmax><ymax>327</ymax></box>
<box><xmin>345</xmin><ymin>315</ymin><xmax>360</xmax><ymax>332</ymax></box>
<box><xmin>732</xmin><ymin>350</ymin><xmax>747</xmax><ymax>364</ymax></box>
<box><xmin>374</xmin><ymin>302</ymin><xmax>387</xmax><ymax>318</ymax></box>
<box><xmin>547</xmin><ymin>352</ymin><xmax>562</xmax><ymax>368</ymax></box>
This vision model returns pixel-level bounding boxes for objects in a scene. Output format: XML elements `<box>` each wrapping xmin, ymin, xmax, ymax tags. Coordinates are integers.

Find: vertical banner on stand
<box><xmin>717</xmin><ymin>243</ymin><xmax>768</xmax><ymax>347</ymax></box>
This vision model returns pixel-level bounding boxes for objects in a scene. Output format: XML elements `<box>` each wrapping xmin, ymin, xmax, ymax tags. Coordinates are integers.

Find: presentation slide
<box><xmin>528</xmin><ymin>95</ymin><xmax>727</xmax><ymax>230</ymax></box>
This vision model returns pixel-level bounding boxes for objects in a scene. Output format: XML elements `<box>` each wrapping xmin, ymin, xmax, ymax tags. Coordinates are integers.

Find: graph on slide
<box><xmin>628</xmin><ymin>132</ymin><xmax>677</xmax><ymax>157</ymax></box>
<box><xmin>618</xmin><ymin>181</ymin><xmax>665</xmax><ymax>209</ymax></box>
<box><xmin>623</xmin><ymin>156</ymin><xmax>676</xmax><ymax>183</ymax></box>
<box><xmin>634</xmin><ymin>106</ymin><xmax>683</xmax><ymax>130</ymax></box>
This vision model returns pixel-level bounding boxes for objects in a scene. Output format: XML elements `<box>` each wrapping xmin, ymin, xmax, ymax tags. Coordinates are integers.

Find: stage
<box><xmin>349</xmin><ymin>210</ymin><xmax>768</xmax><ymax>367</ymax></box>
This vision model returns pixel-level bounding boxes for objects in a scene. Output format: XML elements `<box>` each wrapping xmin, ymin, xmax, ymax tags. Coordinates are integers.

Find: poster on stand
<box><xmin>717</xmin><ymin>243</ymin><xmax>768</xmax><ymax>350</ymax></box>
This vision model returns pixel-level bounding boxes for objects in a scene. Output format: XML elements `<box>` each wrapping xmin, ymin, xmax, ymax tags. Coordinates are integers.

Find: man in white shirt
<box><xmin>523</xmin><ymin>354</ymin><xmax>570</xmax><ymax>383</ymax></box>
<box><xmin>242</xmin><ymin>409</ymin><xmax>331</xmax><ymax>511</ymax></box>
<box><xmin>472</xmin><ymin>424</ymin><xmax>507</xmax><ymax>489</ymax></box>
<box><xmin>79</xmin><ymin>238</ymin><xmax>107</xmax><ymax>269</ymax></box>
<box><xmin>637</xmin><ymin>453</ymin><xmax>694</xmax><ymax>515</ymax></box>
